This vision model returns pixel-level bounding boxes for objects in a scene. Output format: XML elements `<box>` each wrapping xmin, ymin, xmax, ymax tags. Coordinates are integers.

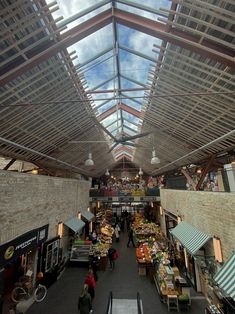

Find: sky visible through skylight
<box><xmin>47</xmin><ymin>0</ymin><xmax>170</xmax><ymax>157</ymax></box>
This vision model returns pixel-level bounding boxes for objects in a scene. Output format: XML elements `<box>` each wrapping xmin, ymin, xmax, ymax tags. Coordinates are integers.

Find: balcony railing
<box><xmin>89</xmin><ymin>187</ymin><xmax>160</xmax><ymax>197</ymax></box>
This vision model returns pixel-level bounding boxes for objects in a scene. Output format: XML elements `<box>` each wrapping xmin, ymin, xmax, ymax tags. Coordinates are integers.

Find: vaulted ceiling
<box><xmin>0</xmin><ymin>0</ymin><xmax>234</xmax><ymax>177</ymax></box>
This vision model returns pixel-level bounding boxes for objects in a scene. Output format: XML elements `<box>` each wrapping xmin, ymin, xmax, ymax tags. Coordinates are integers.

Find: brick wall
<box><xmin>0</xmin><ymin>170</ymin><xmax>91</xmax><ymax>244</ymax></box>
<box><xmin>160</xmin><ymin>189</ymin><xmax>235</xmax><ymax>260</ymax></box>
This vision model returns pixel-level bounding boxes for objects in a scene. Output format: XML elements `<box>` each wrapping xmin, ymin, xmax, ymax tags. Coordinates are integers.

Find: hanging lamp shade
<box><xmin>151</xmin><ymin>150</ymin><xmax>160</xmax><ymax>164</ymax></box>
<box><xmin>139</xmin><ymin>168</ymin><xmax>143</xmax><ymax>175</ymax></box>
<box><xmin>105</xmin><ymin>169</ymin><xmax>110</xmax><ymax>176</ymax></box>
<box><xmin>84</xmin><ymin>153</ymin><xmax>94</xmax><ymax>166</ymax></box>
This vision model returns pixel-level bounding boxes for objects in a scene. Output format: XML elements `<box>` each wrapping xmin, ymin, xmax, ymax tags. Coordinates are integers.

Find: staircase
<box><xmin>106</xmin><ymin>292</ymin><xmax>143</xmax><ymax>314</ymax></box>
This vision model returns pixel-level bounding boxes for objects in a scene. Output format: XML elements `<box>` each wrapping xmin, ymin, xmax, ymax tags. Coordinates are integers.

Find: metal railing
<box><xmin>106</xmin><ymin>291</ymin><xmax>113</xmax><ymax>314</ymax></box>
<box><xmin>137</xmin><ymin>292</ymin><xmax>143</xmax><ymax>314</ymax></box>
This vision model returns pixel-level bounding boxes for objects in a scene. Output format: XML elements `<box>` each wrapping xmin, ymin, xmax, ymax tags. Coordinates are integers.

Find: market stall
<box><xmin>89</xmin><ymin>242</ymin><xmax>110</xmax><ymax>271</ymax></box>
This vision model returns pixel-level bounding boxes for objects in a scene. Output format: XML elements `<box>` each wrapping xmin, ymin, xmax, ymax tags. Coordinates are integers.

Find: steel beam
<box><xmin>196</xmin><ymin>155</ymin><xmax>215</xmax><ymax>190</ymax></box>
<box><xmin>0</xmin><ymin>9</ymin><xmax>113</xmax><ymax>86</ymax></box>
<box><xmin>119</xmin><ymin>44</ymin><xmax>156</xmax><ymax>62</ymax></box>
<box><xmin>86</xmin><ymin>87</ymin><xmax>149</xmax><ymax>94</ymax></box>
<box><xmin>97</xmin><ymin>103</ymin><xmax>141</xmax><ymax>121</ymax></box>
<box><xmin>113</xmin><ymin>146</ymin><xmax>134</xmax><ymax>155</ymax></box>
<box><xmin>116</xmin><ymin>154</ymin><xmax>132</xmax><ymax>161</ymax></box>
<box><xmin>114</xmin><ymin>8</ymin><xmax>234</xmax><ymax>67</ymax></box>
<box><xmin>3</xmin><ymin>158</ymin><xmax>17</xmax><ymax>170</ymax></box>
<box><xmin>181</xmin><ymin>168</ymin><xmax>197</xmax><ymax>190</ymax></box>
<box><xmin>119</xmin><ymin>103</ymin><xmax>142</xmax><ymax>118</ymax></box>
<box><xmin>2</xmin><ymin>7</ymin><xmax>234</xmax><ymax>86</ymax></box>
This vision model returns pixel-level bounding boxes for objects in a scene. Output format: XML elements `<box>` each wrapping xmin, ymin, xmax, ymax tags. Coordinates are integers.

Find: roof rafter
<box><xmin>1</xmin><ymin>7</ymin><xmax>234</xmax><ymax>86</ymax></box>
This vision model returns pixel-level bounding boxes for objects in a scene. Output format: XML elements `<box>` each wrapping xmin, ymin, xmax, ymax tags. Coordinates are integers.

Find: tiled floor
<box><xmin>26</xmin><ymin>230</ymin><xmax>207</xmax><ymax>314</ymax></box>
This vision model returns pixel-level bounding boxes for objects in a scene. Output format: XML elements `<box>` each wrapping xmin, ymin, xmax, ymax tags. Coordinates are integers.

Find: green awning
<box><xmin>214</xmin><ymin>252</ymin><xmax>235</xmax><ymax>301</ymax></box>
<box><xmin>81</xmin><ymin>210</ymin><xmax>94</xmax><ymax>222</ymax></box>
<box><xmin>64</xmin><ymin>217</ymin><xmax>85</xmax><ymax>233</ymax></box>
<box><xmin>170</xmin><ymin>221</ymin><xmax>211</xmax><ymax>255</ymax></box>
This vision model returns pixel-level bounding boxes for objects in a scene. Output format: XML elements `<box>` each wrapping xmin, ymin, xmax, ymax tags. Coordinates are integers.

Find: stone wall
<box><xmin>0</xmin><ymin>170</ymin><xmax>91</xmax><ymax>244</ymax></box>
<box><xmin>160</xmin><ymin>189</ymin><xmax>235</xmax><ymax>260</ymax></box>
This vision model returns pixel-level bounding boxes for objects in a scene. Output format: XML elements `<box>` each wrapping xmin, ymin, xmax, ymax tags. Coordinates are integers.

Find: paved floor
<box><xmin>26</xmin><ymin>230</ymin><xmax>207</xmax><ymax>314</ymax></box>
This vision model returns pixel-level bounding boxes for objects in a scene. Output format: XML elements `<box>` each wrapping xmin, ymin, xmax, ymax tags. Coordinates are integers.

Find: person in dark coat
<box><xmin>127</xmin><ymin>228</ymin><xmax>135</xmax><ymax>247</ymax></box>
<box><xmin>90</xmin><ymin>256</ymin><xmax>100</xmax><ymax>282</ymax></box>
<box><xmin>78</xmin><ymin>284</ymin><xmax>92</xmax><ymax>314</ymax></box>
<box><xmin>108</xmin><ymin>247</ymin><xmax>117</xmax><ymax>269</ymax></box>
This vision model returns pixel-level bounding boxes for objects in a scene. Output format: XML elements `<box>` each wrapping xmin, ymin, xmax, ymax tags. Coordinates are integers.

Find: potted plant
<box><xmin>178</xmin><ymin>293</ymin><xmax>189</xmax><ymax>311</ymax></box>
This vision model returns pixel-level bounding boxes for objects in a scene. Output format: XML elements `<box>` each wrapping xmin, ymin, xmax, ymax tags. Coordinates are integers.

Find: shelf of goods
<box><xmin>100</xmin><ymin>221</ymin><xmax>114</xmax><ymax>245</ymax></box>
<box><xmin>96</xmin><ymin>209</ymin><xmax>112</xmax><ymax>224</ymax></box>
<box><xmin>70</xmin><ymin>240</ymin><xmax>92</xmax><ymax>262</ymax></box>
<box><xmin>136</xmin><ymin>241</ymin><xmax>166</xmax><ymax>279</ymax></box>
<box><xmin>132</xmin><ymin>216</ymin><xmax>162</xmax><ymax>246</ymax></box>
<box><xmin>89</xmin><ymin>242</ymin><xmax>110</xmax><ymax>271</ymax></box>
<box><xmin>154</xmin><ymin>263</ymin><xmax>181</xmax><ymax>303</ymax></box>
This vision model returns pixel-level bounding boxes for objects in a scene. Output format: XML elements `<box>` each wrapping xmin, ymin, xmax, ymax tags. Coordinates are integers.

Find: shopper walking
<box><xmin>126</xmin><ymin>216</ymin><xmax>131</xmax><ymax>231</ymax></box>
<box><xmin>84</xmin><ymin>269</ymin><xmax>96</xmax><ymax>301</ymax></box>
<box><xmin>108</xmin><ymin>247</ymin><xmax>118</xmax><ymax>269</ymax></box>
<box><xmin>114</xmin><ymin>224</ymin><xmax>120</xmax><ymax>242</ymax></box>
<box><xmin>78</xmin><ymin>284</ymin><xmax>93</xmax><ymax>314</ymax></box>
<box><xmin>90</xmin><ymin>256</ymin><xmax>99</xmax><ymax>282</ymax></box>
<box><xmin>127</xmin><ymin>228</ymin><xmax>135</xmax><ymax>247</ymax></box>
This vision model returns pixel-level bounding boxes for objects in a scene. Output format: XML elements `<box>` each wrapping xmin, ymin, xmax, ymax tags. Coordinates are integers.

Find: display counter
<box><xmin>70</xmin><ymin>240</ymin><xmax>92</xmax><ymax>262</ymax></box>
<box><xmin>154</xmin><ymin>263</ymin><xmax>191</xmax><ymax>305</ymax></box>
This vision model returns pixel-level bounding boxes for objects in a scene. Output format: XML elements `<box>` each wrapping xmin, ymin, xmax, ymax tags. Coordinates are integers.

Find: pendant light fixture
<box><xmin>139</xmin><ymin>168</ymin><xmax>143</xmax><ymax>176</ymax></box>
<box><xmin>84</xmin><ymin>152</ymin><xmax>94</xmax><ymax>166</ymax></box>
<box><xmin>151</xmin><ymin>149</ymin><xmax>160</xmax><ymax>164</ymax></box>
<box><xmin>105</xmin><ymin>169</ymin><xmax>110</xmax><ymax>176</ymax></box>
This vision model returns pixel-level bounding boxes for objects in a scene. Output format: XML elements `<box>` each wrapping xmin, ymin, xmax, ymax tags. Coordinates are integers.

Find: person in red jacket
<box><xmin>84</xmin><ymin>269</ymin><xmax>96</xmax><ymax>301</ymax></box>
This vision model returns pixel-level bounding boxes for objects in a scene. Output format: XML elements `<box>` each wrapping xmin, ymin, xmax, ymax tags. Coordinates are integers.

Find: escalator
<box><xmin>106</xmin><ymin>292</ymin><xmax>143</xmax><ymax>314</ymax></box>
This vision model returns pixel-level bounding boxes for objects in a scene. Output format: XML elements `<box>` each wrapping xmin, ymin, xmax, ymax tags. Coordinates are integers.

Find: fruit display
<box><xmin>136</xmin><ymin>244</ymin><xmax>152</xmax><ymax>264</ymax></box>
<box><xmin>96</xmin><ymin>208</ymin><xmax>113</xmax><ymax>223</ymax></box>
<box><xmin>136</xmin><ymin>240</ymin><xmax>165</xmax><ymax>264</ymax></box>
<box><xmin>89</xmin><ymin>242</ymin><xmax>110</xmax><ymax>257</ymax></box>
<box><xmin>132</xmin><ymin>213</ymin><xmax>144</xmax><ymax>229</ymax></box>
<box><xmin>100</xmin><ymin>223</ymin><xmax>114</xmax><ymax>244</ymax></box>
<box><xmin>134</xmin><ymin>222</ymin><xmax>160</xmax><ymax>236</ymax></box>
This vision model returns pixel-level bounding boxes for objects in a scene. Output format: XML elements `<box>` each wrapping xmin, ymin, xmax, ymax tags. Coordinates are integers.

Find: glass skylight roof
<box><xmin>47</xmin><ymin>0</ymin><xmax>171</xmax><ymax>159</ymax></box>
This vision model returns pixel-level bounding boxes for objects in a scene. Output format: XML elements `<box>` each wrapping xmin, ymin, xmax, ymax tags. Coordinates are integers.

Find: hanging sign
<box><xmin>0</xmin><ymin>224</ymin><xmax>48</xmax><ymax>267</ymax></box>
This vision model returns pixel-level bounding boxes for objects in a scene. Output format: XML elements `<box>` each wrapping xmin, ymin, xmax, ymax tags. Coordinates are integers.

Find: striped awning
<box><xmin>214</xmin><ymin>252</ymin><xmax>235</xmax><ymax>301</ymax></box>
<box><xmin>81</xmin><ymin>210</ymin><xmax>94</xmax><ymax>222</ymax></box>
<box><xmin>170</xmin><ymin>221</ymin><xmax>211</xmax><ymax>255</ymax></box>
<box><xmin>64</xmin><ymin>217</ymin><xmax>85</xmax><ymax>233</ymax></box>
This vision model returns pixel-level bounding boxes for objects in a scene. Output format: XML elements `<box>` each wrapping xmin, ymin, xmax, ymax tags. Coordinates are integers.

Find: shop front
<box><xmin>170</xmin><ymin>221</ymin><xmax>211</xmax><ymax>292</ymax></box>
<box><xmin>164</xmin><ymin>210</ymin><xmax>178</xmax><ymax>239</ymax></box>
<box><xmin>0</xmin><ymin>225</ymin><xmax>48</xmax><ymax>302</ymax></box>
<box><xmin>40</xmin><ymin>236</ymin><xmax>60</xmax><ymax>288</ymax></box>
<box><xmin>208</xmin><ymin>251</ymin><xmax>235</xmax><ymax>314</ymax></box>
<box><xmin>62</xmin><ymin>217</ymin><xmax>86</xmax><ymax>264</ymax></box>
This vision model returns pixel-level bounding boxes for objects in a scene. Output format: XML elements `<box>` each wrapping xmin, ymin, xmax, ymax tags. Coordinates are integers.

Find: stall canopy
<box><xmin>214</xmin><ymin>252</ymin><xmax>235</xmax><ymax>301</ymax></box>
<box><xmin>81</xmin><ymin>211</ymin><xmax>94</xmax><ymax>222</ymax></box>
<box><xmin>64</xmin><ymin>217</ymin><xmax>85</xmax><ymax>233</ymax></box>
<box><xmin>170</xmin><ymin>221</ymin><xmax>211</xmax><ymax>255</ymax></box>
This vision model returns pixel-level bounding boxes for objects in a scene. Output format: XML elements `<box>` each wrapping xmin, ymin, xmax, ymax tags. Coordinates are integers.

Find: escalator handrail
<box><xmin>137</xmin><ymin>292</ymin><xmax>143</xmax><ymax>314</ymax></box>
<box><xmin>106</xmin><ymin>291</ymin><xmax>113</xmax><ymax>314</ymax></box>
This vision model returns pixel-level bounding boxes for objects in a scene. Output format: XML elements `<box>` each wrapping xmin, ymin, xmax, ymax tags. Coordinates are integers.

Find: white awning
<box><xmin>64</xmin><ymin>217</ymin><xmax>85</xmax><ymax>233</ymax></box>
<box><xmin>170</xmin><ymin>221</ymin><xmax>211</xmax><ymax>255</ymax></box>
<box><xmin>81</xmin><ymin>210</ymin><xmax>94</xmax><ymax>222</ymax></box>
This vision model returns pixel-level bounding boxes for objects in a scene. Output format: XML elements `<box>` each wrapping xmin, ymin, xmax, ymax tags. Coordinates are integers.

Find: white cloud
<box><xmin>46</xmin><ymin>0</ymin><xmax>169</xmax><ymax>138</ymax></box>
